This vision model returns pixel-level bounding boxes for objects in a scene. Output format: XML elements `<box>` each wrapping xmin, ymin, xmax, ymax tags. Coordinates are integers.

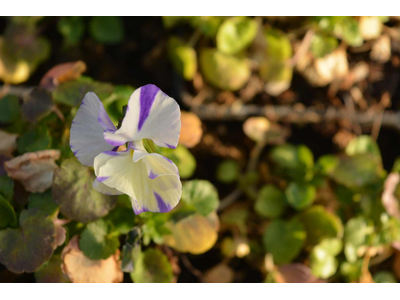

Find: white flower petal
<box><xmin>70</xmin><ymin>92</ymin><xmax>116</xmax><ymax>166</ymax></box>
<box><xmin>94</xmin><ymin>149</ymin><xmax>181</xmax><ymax>214</ymax></box>
<box><xmin>103</xmin><ymin>84</ymin><xmax>181</xmax><ymax>149</ymax></box>
<box><xmin>93</xmin><ymin>179</ymin><xmax>123</xmax><ymax>195</ymax></box>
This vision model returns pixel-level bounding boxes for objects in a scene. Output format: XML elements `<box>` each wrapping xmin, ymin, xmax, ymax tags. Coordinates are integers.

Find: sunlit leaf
<box><xmin>189</xmin><ymin>16</ymin><xmax>223</xmax><ymax>37</ymax></box>
<box><xmin>216</xmin><ymin>17</ymin><xmax>258</xmax><ymax>55</ymax></box>
<box><xmin>285</xmin><ymin>182</ymin><xmax>316</xmax><ymax>211</ymax></box>
<box><xmin>310</xmin><ymin>238</ymin><xmax>343</xmax><ymax>279</ymax></box>
<box><xmin>263</xmin><ymin>218</ymin><xmax>306</xmax><ymax>264</ymax></box>
<box><xmin>52</xmin><ymin>157</ymin><xmax>117</xmax><ymax>223</ymax></box>
<box><xmin>79</xmin><ymin>219</ymin><xmax>120</xmax><ymax>260</ymax></box>
<box><xmin>40</xmin><ymin>60</ymin><xmax>86</xmax><ymax>89</ymax></box>
<box><xmin>373</xmin><ymin>271</ymin><xmax>397</xmax><ymax>283</ymax></box>
<box><xmin>345</xmin><ymin>135</ymin><xmax>381</xmax><ymax>159</ymax></box>
<box><xmin>254</xmin><ymin>185</ymin><xmax>287</xmax><ymax>218</ymax></box>
<box><xmin>310</xmin><ymin>34</ymin><xmax>338</xmax><ymax>58</ymax></box>
<box><xmin>344</xmin><ymin>216</ymin><xmax>373</xmax><ymax>262</ymax></box>
<box><xmin>297</xmin><ymin>205</ymin><xmax>343</xmax><ymax>248</ymax></box>
<box><xmin>0</xmin><ymin>208</ymin><xmax>55</xmax><ymax>273</ymax></box>
<box><xmin>168</xmin><ymin>37</ymin><xmax>197</xmax><ymax>80</ymax></box>
<box><xmin>164</xmin><ymin>212</ymin><xmax>219</xmax><ymax>255</ymax></box>
<box><xmin>243</xmin><ymin>116</ymin><xmax>270</xmax><ymax>142</ymax></box>
<box><xmin>200</xmin><ymin>48</ymin><xmax>250</xmax><ymax>91</ymax></box>
<box><xmin>130</xmin><ymin>248</ymin><xmax>173</xmax><ymax>283</ymax></box>
<box><xmin>181</xmin><ymin>180</ymin><xmax>219</xmax><ymax>216</ymax></box>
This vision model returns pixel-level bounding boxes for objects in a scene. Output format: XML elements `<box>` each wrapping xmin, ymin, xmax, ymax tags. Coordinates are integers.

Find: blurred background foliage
<box><xmin>1</xmin><ymin>16</ymin><xmax>400</xmax><ymax>283</ymax></box>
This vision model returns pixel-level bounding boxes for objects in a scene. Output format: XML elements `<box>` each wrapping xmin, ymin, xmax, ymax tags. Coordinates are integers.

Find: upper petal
<box><xmin>103</xmin><ymin>84</ymin><xmax>181</xmax><ymax>148</ymax></box>
<box><xmin>94</xmin><ymin>149</ymin><xmax>181</xmax><ymax>214</ymax></box>
<box><xmin>70</xmin><ymin>92</ymin><xmax>116</xmax><ymax>166</ymax></box>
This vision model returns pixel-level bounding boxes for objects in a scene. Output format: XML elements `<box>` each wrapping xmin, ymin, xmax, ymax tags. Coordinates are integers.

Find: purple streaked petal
<box><xmin>102</xmin><ymin>150</ymin><xmax>125</xmax><ymax>156</ymax></box>
<box><xmin>103</xmin><ymin>132</ymin><xmax>128</xmax><ymax>147</ymax></box>
<box><xmin>154</xmin><ymin>192</ymin><xmax>171</xmax><ymax>213</ymax></box>
<box><xmin>138</xmin><ymin>84</ymin><xmax>159</xmax><ymax>131</ymax></box>
<box><xmin>163</xmin><ymin>156</ymin><xmax>173</xmax><ymax>164</ymax></box>
<box><xmin>97</xmin><ymin>176</ymin><xmax>109</xmax><ymax>183</ymax></box>
<box><xmin>166</xmin><ymin>143</ymin><xmax>176</xmax><ymax>149</ymax></box>
<box><xmin>149</xmin><ymin>170</ymin><xmax>157</xmax><ymax>179</ymax></box>
<box><xmin>98</xmin><ymin>104</ymin><xmax>116</xmax><ymax>132</ymax></box>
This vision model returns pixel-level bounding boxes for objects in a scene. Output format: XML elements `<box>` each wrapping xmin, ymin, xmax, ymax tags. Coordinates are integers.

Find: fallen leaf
<box><xmin>21</xmin><ymin>88</ymin><xmax>54</xmax><ymax>123</ymax></box>
<box><xmin>370</xmin><ymin>34</ymin><xmax>391</xmax><ymax>63</ymax></box>
<box><xmin>61</xmin><ymin>235</ymin><xmax>123</xmax><ymax>283</ymax></box>
<box><xmin>40</xmin><ymin>61</ymin><xmax>87</xmax><ymax>90</ymax></box>
<box><xmin>276</xmin><ymin>263</ymin><xmax>321</xmax><ymax>283</ymax></box>
<box><xmin>4</xmin><ymin>149</ymin><xmax>61</xmax><ymax>193</ymax></box>
<box><xmin>179</xmin><ymin>111</ymin><xmax>203</xmax><ymax>148</ymax></box>
<box><xmin>202</xmin><ymin>263</ymin><xmax>234</xmax><ymax>283</ymax></box>
<box><xmin>359</xmin><ymin>16</ymin><xmax>383</xmax><ymax>41</ymax></box>
<box><xmin>0</xmin><ymin>130</ymin><xmax>18</xmax><ymax>155</ymax></box>
<box><xmin>34</xmin><ymin>255</ymin><xmax>70</xmax><ymax>283</ymax></box>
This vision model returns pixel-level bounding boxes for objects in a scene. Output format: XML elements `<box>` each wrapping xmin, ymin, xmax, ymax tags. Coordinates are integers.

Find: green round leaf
<box><xmin>254</xmin><ymin>185</ymin><xmax>287</xmax><ymax>218</ymax></box>
<box><xmin>89</xmin><ymin>16</ymin><xmax>124</xmax><ymax>44</ymax></box>
<box><xmin>130</xmin><ymin>248</ymin><xmax>173</xmax><ymax>283</ymax></box>
<box><xmin>79</xmin><ymin>219</ymin><xmax>120</xmax><ymax>260</ymax></box>
<box><xmin>168</xmin><ymin>36</ymin><xmax>197</xmax><ymax>80</ymax></box>
<box><xmin>200</xmin><ymin>48</ymin><xmax>250</xmax><ymax>91</ymax></box>
<box><xmin>160</xmin><ymin>144</ymin><xmax>196</xmax><ymax>179</ymax></box>
<box><xmin>52</xmin><ymin>157</ymin><xmax>117</xmax><ymax>223</ymax></box>
<box><xmin>310</xmin><ymin>238</ymin><xmax>343</xmax><ymax>279</ymax></box>
<box><xmin>310</xmin><ymin>34</ymin><xmax>338</xmax><ymax>58</ymax></box>
<box><xmin>341</xmin><ymin>17</ymin><xmax>363</xmax><ymax>47</ymax></box>
<box><xmin>0</xmin><ymin>175</ymin><xmax>14</xmax><ymax>201</ymax></box>
<box><xmin>189</xmin><ymin>16</ymin><xmax>223</xmax><ymax>37</ymax></box>
<box><xmin>373</xmin><ymin>271</ymin><xmax>397</xmax><ymax>283</ymax></box>
<box><xmin>263</xmin><ymin>218</ymin><xmax>306</xmax><ymax>264</ymax></box>
<box><xmin>34</xmin><ymin>255</ymin><xmax>70</xmax><ymax>283</ymax></box>
<box><xmin>104</xmin><ymin>206</ymin><xmax>135</xmax><ymax>235</ymax></box>
<box><xmin>0</xmin><ymin>196</ymin><xmax>17</xmax><ymax>229</ymax></box>
<box><xmin>182</xmin><ymin>180</ymin><xmax>219</xmax><ymax>216</ymax></box>
<box><xmin>17</xmin><ymin>126</ymin><xmax>52</xmax><ymax>154</ymax></box>
<box><xmin>297</xmin><ymin>206</ymin><xmax>343</xmax><ymax>248</ymax></box>
<box><xmin>53</xmin><ymin>77</ymin><xmax>114</xmax><ymax>107</ymax></box>
<box><xmin>344</xmin><ymin>216</ymin><xmax>373</xmax><ymax>262</ymax></box>
<box><xmin>0</xmin><ymin>95</ymin><xmax>20</xmax><ymax>123</ymax></box>
<box><xmin>0</xmin><ymin>208</ymin><xmax>55</xmax><ymax>273</ymax></box>
<box><xmin>216</xmin><ymin>160</ymin><xmax>240</xmax><ymax>183</ymax></box>
<box><xmin>330</xmin><ymin>154</ymin><xmax>384</xmax><ymax>189</ymax></box>
<box><xmin>57</xmin><ymin>16</ymin><xmax>85</xmax><ymax>46</ymax></box>
<box><xmin>28</xmin><ymin>190</ymin><xmax>59</xmax><ymax>216</ymax></box>
<box><xmin>345</xmin><ymin>135</ymin><xmax>381</xmax><ymax>159</ymax></box>
<box><xmin>285</xmin><ymin>182</ymin><xmax>316</xmax><ymax>211</ymax></box>
<box><xmin>216</xmin><ymin>17</ymin><xmax>258</xmax><ymax>55</ymax></box>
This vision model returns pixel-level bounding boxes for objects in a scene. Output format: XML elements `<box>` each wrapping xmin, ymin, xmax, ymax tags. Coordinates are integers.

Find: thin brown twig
<box><xmin>343</xmin><ymin>93</ymin><xmax>362</xmax><ymax>136</ymax></box>
<box><xmin>289</xmin><ymin>29</ymin><xmax>314</xmax><ymax>67</ymax></box>
<box><xmin>181</xmin><ymin>254</ymin><xmax>203</xmax><ymax>279</ymax></box>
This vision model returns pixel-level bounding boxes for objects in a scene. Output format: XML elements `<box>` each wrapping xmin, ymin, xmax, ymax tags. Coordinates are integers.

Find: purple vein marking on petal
<box><xmin>97</xmin><ymin>176</ymin><xmax>109</xmax><ymax>182</ymax></box>
<box><xmin>104</xmin><ymin>133</ymin><xmax>126</xmax><ymax>147</ymax></box>
<box><xmin>154</xmin><ymin>192</ymin><xmax>171</xmax><ymax>213</ymax></box>
<box><xmin>166</xmin><ymin>143</ymin><xmax>176</xmax><ymax>149</ymax></box>
<box><xmin>162</xmin><ymin>156</ymin><xmax>173</xmax><ymax>164</ymax></box>
<box><xmin>138</xmin><ymin>84</ymin><xmax>160</xmax><ymax>131</ymax></box>
<box><xmin>149</xmin><ymin>170</ymin><xmax>157</xmax><ymax>179</ymax></box>
<box><xmin>98</xmin><ymin>104</ymin><xmax>116</xmax><ymax>131</ymax></box>
<box><xmin>102</xmin><ymin>150</ymin><xmax>123</xmax><ymax>156</ymax></box>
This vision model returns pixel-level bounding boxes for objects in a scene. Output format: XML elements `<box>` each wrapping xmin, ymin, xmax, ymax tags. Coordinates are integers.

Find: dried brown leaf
<box><xmin>0</xmin><ymin>130</ymin><xmax>18</xmax><ymax>155</ymax></box>
<box><xmin>179</xmin><ymin>111</ymin><xmax>203</xmax><ymax>148</ymax></box>
<box><xmin>276</xmin><ymin>263</ymin><xmax>321</xmax><ymax>283</ymax></box>
<box><xmin>382</xmin><ymin>173</ymin><xmax>400</xmax><ymax>219</ymax></box>
<box><xmin>3</xmin><ymin>149</ymin><xmax>61</xmax><ymax>193</ymax></box>
<box><xmin>61</xmin><ymin>236</ymin><xmax>123</xmax><ymax>283</ymax></box>
<box><xmin>202</xmin><ymin>263</ymin><xmax>234</xmax><ymax>283</ymax></box>
<box><xmin>40</xmin><ymin>61</ymin><xmax>86</xmax><ymax>90</ymax></box>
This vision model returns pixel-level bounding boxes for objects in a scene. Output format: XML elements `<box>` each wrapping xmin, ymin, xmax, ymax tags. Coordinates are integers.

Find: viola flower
<box><xmin>70</xmin><ymin>84</ymin><xmax>182</xmax><ymax>214</ymax></box>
